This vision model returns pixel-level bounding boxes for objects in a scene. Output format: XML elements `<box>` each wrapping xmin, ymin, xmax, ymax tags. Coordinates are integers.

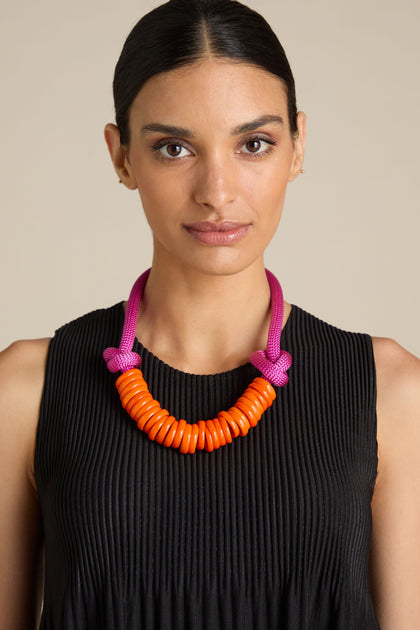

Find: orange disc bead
<box><xmin>205</xmin><ymin>419</ymin><xmax>221</xmax><ymax>449</ymax></box>
<box><xmin>197</xmin><ymin>420</ymin><xmax>206</xmax><ymax>450</ymax></box>
<box><xmin>143</xmin><ymin>409</ymin><xmax>169</xmax><ymax>435</ymax></box>
<box><xmin>154</xmin><ymin>415</ymin><xmax>175</xmax><ymax>444</ymax></box>
<box><xmin>116</xmin><ymin>369</ymin><xmax>143</xmax><ymax>390</ymax></box>
<box><xmin>204</xmin><ymin>425</ymin><xmax>215</xmax><ymax>452</ymax></box>
<box><xmin>179</xmin><ymin>424</ymin><xmax>193</xmax><ymax>454</ymax></box>
<box><xmin>253</xmin><ymin>377</ymin><xmax>276</xmax><ymax>402</ymax></box>
<box><xmin>245</xmin><ymin>387</ymin><xmax>269</xmax><ymax>411</ymax></box>
<box><xmin>120</xmin><ymin>385</ymin><xmax>148</xmax><ymax>409</ymax></box>
<box><xmin>241</xmin><ymin>390</ymin><xmax>265</xmax><ymax>413</ymax></box>
<box><xmin>189</xmin><ymin>424</ymin><xmax>199</xmax><ymax>454</ymax></box>
<box><xmin>134</xmin><ymin>402</ymin><xmax>161</xmax><ymax>428</ymax></box>
<box><xmin>162</xmin><ymin>418</ymin><xmax>178</xmax><ymax>447</ymax></box>
<box><xmin>125</xmin><ymin>390</ymin><xmax>152</xmax><ymax>413</ymax></box>
<box><xmin>228</xmin><ymin>406</ymin><xmax>250</xmax><ymax>435</ymax></box>
<box><xmin>218</xmin><ymin>410</ymin><xmax>240</xmax><ymax>438</ymax></box>
<box><xmin>131</xmin><ymin>397</ymin><xmax>159</xmax><ymax>422</ymax></box>
<box><xmin>119</xmin><ymin>375</ymin><xmax>148</xmax><ymax>395</ymax></box>
<box><xmin>215</xmin><ymin>414</ymin><xmax>233</xmax><ymax>444</ymax></box>
<box><xmin>172</xmin><ymin>419</ymin><xmax>187</xmax><ymax>449</ymax></box>
<box><xmin>235</xmin><ymin>399</ymin><xmax>260</xmax><ymax>428</ymax></box>
<box><xmin>212</xmin><ymin>417</ymin><xmax>227</xmax><ymax>446</ymax></box>
<box><xmin>148</xmin><ymin>411</ymin><xmax>171</xmax><ymax>441</ymax></box>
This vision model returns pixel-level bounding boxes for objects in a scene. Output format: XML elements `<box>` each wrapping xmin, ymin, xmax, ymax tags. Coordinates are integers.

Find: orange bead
<box><xmin>211</xmin><ymin>417</ymin><xmax>227</xmax><ymax>446</ymax></box>
<box><xmin>205</xmin><ymin>419</ymin><xmax>221</xmax><ymax>449</ymax></box>
<box><xmin>204</xmin><ymin>425</ymin><xmax>215</xmax><ymax>452</ymax></box>
<box><xmin>120</xmin><ymin>385</ymin><xmax>148</xmax><ymax>409</ymax></box>
<box><xmin>189</xmin><ymin>424</ymin><xmax>199</xmax><ymax>454</ymax></box>
<box><xmin>143</xmin><ymin>409</ymin><xmax>169</xmax><ymax>436</ymax></box>
<box><xmin>148</xmin><ymin>411</ymin><xmax>171</xmax><ymax>441</ymax></box>
<box><xmin>253</xmin><ymin>377</ymin><xmax>276</xmax><ymax>401</ymax></box>
<box><xmin>163</xmin><ymin>418</ymin><xmax>178</xmax><ymax>447</ymax></box>
<box><xmin>197</xmin><ymin>420</ymin><xmax>206</xmax><ymax>450</ymax></box>
<box><xmin>134</xmin><ymin>402</ymin><xmax>161</xmax><ymax>429</ymax></box>
<box><xmin>218</xmin><ymin>410</ymin><xmax>240</xmax><ymax>438</ymax></box>
<box><xmin>244</xmin><ymin>387</ymin><xmax>269</xmax><ymax>412</ymax></box>
<box><xmin>116</xmin><ymin>368</ymin><xmax>144</xmax><ymax>390</ymax></box>
<box><xmin>241</xmin><ymin>390</ymin><xmax>265</xmax><ymax>414</ymax></box>
<box><xmin>155</xmin><ymin>415</ymin><xmax>176</xmax><ymax>445</ymax></box>
<box><xmin>235</xmin><ymin>399</ymin><xmax>260</xmax><ymax>428</ymax></box>
<box><xmin>248</xmin><ymin>381</ymin><xmax>275</xmax><ymax>406</ymax></box>
<box><xmin>179</xmin><ymin>424</ymin><xmax>193</xmax><ymax>454</ymax></box>
<box><xmin>130</xmin><ymin>396</ymin><xmax>158</xmax><ymax>420</ymax></box>
<box><xmin>172</xmin><ymin>419</ymin><xmax>187</xmax><ymax>449</ymax></box>
<box><xmin>215</xmin><ymin>414</ymin><xmax>233</xmax><ymax>444</ymax></box>
<box><xmin>228</xmin><ymin>406</ymin><xmax>250</xmax><ymax>435</ymax></box>
<box><xmin>119</xmin><ymin>378</ymin><xmax>148</xmax><ymax>399</ymax></box>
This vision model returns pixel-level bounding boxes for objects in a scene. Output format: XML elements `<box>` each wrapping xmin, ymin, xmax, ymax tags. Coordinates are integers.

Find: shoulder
<box><xmin>371</xmin><ymin>335</ymin><xmax>420</xmax><ymax>485</ymax></box>
<box><xmin>0</xmin><ymin>338</ymin><xmax>51</xmax><ymax>490</ymax></box>
<box><xmin>369</xmin><ymin>338</ymin><xmax>420</xmax><ymax>624</ymax></box>
<box><xmin>372</xmin><ymin>336</ymin><xmax>420</xmax><ymax>428</ymax></box>
<box><xmin>0</xmin><ymin>338</ymin><xmax>51</xmax><ymax>402</ymax></box>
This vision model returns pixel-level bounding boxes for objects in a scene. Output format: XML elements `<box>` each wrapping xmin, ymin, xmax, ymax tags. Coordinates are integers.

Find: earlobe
<box><xmin>104</xmin><ymin>123</ymin><xmax>138</xmax><ymax>190</ymax></box>
<box><xmin>288</xmin><ymin>111</ymin><xmax>307</xmax><ymax>182</ymax></box>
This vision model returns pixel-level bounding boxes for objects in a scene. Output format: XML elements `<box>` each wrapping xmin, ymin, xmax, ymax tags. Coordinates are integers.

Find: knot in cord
<box><xmin>103</xmin><ymin>268</ymin><xmax>151</xmax><ymax>374</ymax></box>
<box><xmin>103</xmin><ymin>347</ymin><xmax>141</xmax><ymax>373</ymax></box>
<box><xmin>249</xmin><ymin>349</ymin><xmax>292</xmax><ymax>387</ymax></box>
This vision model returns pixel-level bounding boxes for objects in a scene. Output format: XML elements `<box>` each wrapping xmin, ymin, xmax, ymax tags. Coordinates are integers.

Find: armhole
<box><xmin>33</xmin><ymin>335</ymin><xmax>55</xmax><ymax>495</ymax></box>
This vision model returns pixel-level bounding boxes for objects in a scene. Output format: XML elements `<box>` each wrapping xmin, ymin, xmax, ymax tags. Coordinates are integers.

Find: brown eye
<box><xmin>156</xmin><ymin>142</ymin><xmax>191</xmax><ymax>159</ymax></box>
<box><xmin>166</xmin><ymin>144</ymin><xmax>183</xmax><ymax>157</ymax></box>
<box><xmin>245</xmin><ymin>139</ymin><xmax>262</xmax><ymax>153</ymax></box>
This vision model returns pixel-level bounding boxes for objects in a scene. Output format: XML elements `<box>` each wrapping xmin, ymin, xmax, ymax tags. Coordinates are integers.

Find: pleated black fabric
<box><xmin>35</xmin><ymin>303</ymin><xmax>380</xmax><ymax>629</ymax></box>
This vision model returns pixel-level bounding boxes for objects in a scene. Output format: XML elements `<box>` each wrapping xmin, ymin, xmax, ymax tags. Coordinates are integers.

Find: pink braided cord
<box><xmin>249</xmin><ymin>269</ymin><xmax>292</xmax><ymax>387</ymax></box>
<box><xmin>103</xmin><ymin>268</ymin><xmax>292</xmax><ymax>387</ymax></box>
<box><xmin>103</xmin><ymin>269</ymin><xmax>150</xmax><ymax>373</ymax></box>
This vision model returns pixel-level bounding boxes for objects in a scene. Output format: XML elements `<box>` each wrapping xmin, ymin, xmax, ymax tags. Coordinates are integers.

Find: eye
<box><xmin>153</xmin><ymin>141</ymin><xmax>193</xmax><ymax>160</ymax></box>
<box><xmin>239</xmin><ymin>136</ymin><xmax>276</xmax><ymax>156</ymax></box>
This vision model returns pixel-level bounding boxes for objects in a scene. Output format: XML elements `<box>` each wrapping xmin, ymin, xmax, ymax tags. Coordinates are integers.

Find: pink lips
<box><xmin>183</xmin><ymin>221</ymin><xmax>250</xmax><ymax>245</ymax></box>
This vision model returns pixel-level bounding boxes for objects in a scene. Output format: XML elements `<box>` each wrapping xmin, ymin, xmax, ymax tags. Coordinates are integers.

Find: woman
<box><xmin>1</xmin><ymin>0</ymin><xmax>419</xmax><ymax>628</ymax></box>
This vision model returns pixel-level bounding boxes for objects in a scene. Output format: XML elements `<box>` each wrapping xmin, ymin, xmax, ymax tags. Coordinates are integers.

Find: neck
<box><xmin>133</xmin><ymin>259</ymin><xmax>290</xmax><ymax>374</ymax></box>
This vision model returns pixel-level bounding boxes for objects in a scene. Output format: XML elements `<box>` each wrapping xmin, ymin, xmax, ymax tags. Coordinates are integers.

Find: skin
<box><xmin>0</xmin><ymin>58</ymin><xmax>419</xmax><ymax>629</ymax></box>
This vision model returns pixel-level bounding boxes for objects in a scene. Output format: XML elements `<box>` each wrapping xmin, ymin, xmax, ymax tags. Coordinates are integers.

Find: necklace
<box><xmin>103</xmin><ymin>268</ymin><xmax>292</xmax><ymax>454</ymax></box>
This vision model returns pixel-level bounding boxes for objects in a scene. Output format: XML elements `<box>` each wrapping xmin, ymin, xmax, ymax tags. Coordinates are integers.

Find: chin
<box><xmin>182</xmin><ymin>248</ymin><xmax>265</xmax><ymax>278</ymax></box>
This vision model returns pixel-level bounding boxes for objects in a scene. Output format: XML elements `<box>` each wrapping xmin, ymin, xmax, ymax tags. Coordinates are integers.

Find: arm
<box><xmin>370</xmin><ymin>337</ymin><xmax>420</xmax><ymax>629</ymax></box>
<box><xmin>0</xmin><ymin>339</ymin><xmax>50</xmax><ymax>630</ymax></box>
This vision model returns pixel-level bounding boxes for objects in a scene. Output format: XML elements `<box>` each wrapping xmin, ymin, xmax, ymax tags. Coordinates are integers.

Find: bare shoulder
<box><xmin>370</xmin><ymin>337</ymin><xmax>420</xmax><ymax>627</ymax></box>
<box><xmin>372</xmin><ymin>336</ymin><xmax>420</xmax><ymax>425</ymax></box>
<box><xmin>0</xmin><ymin>338</ymin><xmax>51</xmax><ymax>487</ymax></box>
<box><xmin>0</xmin><ymin>339</ymin><xmax>51</xmax><ymax>625</ymax></box>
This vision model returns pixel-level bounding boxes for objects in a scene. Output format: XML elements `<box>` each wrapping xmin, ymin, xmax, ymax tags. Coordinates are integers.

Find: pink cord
<box><xmin>103</xmin><ymin>268</ymin><xmax>291</xmax><ymax>387</ymax></box>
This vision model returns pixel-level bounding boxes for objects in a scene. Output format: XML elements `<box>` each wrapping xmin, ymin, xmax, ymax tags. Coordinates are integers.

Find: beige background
<box><xmin>1</xmin><ymin>0</ymin><xmax>419</xmax><ymax>355</ymax></box>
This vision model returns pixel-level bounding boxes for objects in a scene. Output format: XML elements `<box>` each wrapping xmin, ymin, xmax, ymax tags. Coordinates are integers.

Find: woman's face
<box><xmin>106</xmin><ymin>59</ymin><xmax>305</xmax><ymax>277</ymax></box>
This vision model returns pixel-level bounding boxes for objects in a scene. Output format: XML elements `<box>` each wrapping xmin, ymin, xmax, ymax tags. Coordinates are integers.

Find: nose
<box><xmin>192</xmin><ymin>154</ymin><xmax>237</xmax><ymax>212</ymax></box>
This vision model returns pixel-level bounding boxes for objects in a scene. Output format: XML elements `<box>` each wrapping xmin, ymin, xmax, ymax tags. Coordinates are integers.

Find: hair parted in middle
<box><xmin>113</xmin><ymin>0</ymin><xmax>298</xmax><ymax>145</ymax></box>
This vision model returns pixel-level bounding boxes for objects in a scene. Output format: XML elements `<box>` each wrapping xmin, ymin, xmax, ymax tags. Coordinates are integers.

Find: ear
<box><xmin>288</xmin><ymin>111</ymin><xmax>306</xmax><ymax>182</ymax></box>
<box><xmin>104</xmin><ymin>123</ymin><xmax>138</xmax><ymax>190</ymax></box>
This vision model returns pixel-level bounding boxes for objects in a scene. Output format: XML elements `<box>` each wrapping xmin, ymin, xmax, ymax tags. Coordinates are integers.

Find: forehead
<box><xmin>129</xmin><ymin>59</ymin><xmax>289</xmax><ymax>131</ymax></box>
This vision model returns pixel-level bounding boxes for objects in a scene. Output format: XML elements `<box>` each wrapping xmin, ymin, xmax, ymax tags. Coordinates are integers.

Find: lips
<box><xmin>183</xmin><ymin>221</ymin><xmax>250</xmax><ymax>245</ymax></box>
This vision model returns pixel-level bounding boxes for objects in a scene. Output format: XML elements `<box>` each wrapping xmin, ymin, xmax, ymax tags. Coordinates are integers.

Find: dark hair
<box><xmin>114</xmin><ymin>0</ymin><xmax>298</xmax><ymax>145</ymax></box>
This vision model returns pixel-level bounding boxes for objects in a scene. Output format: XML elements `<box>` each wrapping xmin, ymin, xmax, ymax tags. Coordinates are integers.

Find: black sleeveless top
<box><xmin>35</xmin><ymin>303</ymin><xmax>380</xmax><ymax>629</ymax></box>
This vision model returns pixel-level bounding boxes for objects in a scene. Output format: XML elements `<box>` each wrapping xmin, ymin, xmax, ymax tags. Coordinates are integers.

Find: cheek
<box><xmin>241</xmin><ymin>160</ymin><xmax>291</xmax><ymax>217</ymax></box>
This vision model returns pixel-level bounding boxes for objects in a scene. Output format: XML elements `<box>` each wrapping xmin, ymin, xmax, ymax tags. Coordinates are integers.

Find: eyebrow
<box><xmin>140</xmin><ymin>114</ymin><xmax>284</xmax><ymax>138</ymax></box>
<box><xmin>232</xmin><ymin>115</ymin><xmax>284</xmax><ymax>135</ymax></box>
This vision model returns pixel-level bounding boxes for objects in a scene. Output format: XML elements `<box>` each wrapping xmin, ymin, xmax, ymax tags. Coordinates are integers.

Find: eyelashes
<box><xmin>151</xmin><ymin>135</ymin><xmax>277</xmax><ymax>162</ymax></box>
